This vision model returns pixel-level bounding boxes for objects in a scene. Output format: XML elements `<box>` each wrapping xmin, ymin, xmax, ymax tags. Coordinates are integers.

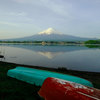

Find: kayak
<box><xmin>7</xmin><ymin>66</ymin><xmax>93</xmax><ymax>87</ymax></box>
<box><xmin>38</xmin><ymin>77</ymin><xmax>100</xmax><ymax>100</ymax></box>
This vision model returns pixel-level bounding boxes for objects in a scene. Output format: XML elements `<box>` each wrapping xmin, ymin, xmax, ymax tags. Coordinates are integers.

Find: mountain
<box><xmin>3</xmin><ymin>28</ymin><xmax>97</xmax><ymax>41</ymax></box>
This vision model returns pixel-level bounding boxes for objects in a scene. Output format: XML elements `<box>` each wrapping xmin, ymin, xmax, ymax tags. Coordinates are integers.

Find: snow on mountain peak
<box><xmin>38</xmin><ymin>28</ymin><xmax>61</xmax><ymax>35</ymax></box>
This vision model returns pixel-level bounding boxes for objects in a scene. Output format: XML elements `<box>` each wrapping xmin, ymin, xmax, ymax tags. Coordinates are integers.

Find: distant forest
<box><xmin>0</xmin><ymin>41</ymin><xmax>82</xmax><ymax>44</ymax></box>
<box><xmin>85</xmin><ymin>40</ymin><xmax>100</xmax><ymax>44</ymax></box>
<box><xmin>0</xmin><ymin>40</ymin><xmax>100</xmax><ymax>44</ymax></box>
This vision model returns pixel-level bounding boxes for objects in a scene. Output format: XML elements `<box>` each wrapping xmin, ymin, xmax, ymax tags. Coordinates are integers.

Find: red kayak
<box><xmin>38</xmin><ymin>77</ymin><xmax>100</xmax><ymax>100</ymax></box>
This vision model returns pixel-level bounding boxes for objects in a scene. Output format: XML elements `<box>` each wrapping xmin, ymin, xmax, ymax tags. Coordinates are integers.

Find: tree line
<box><xmin>0</xmin><ymin>41</ymin><xmax>82</xmax><ymax>44</ymax></box>
<box><xmin>85</xmin><ymin>40</ymin><xmax>100</xmax><ymax>44</ymax></box>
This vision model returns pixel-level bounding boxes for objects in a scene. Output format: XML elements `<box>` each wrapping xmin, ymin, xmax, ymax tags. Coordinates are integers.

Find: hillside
<box><xmin>2</xmin><ymin>28</ymin><xmax>97</xmax><ymax>41</ymax></box>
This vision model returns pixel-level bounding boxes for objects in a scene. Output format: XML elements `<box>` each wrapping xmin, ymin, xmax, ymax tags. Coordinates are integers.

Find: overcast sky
<box><xmin>0</xmin><ymin>0</ymin><xmax>100</xmax><ymax>39</ymax></box>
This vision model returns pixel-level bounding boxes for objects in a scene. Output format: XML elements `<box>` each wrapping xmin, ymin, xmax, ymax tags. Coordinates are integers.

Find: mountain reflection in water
<box><xmin>38</xmin><ymin>52</ymin><xmax>63</xmax><ymax>59</ymax></box>
<box><xmin>0</xmin><ymin>44</ymin><xmax>100</xmax><ymax>72</ymax></box>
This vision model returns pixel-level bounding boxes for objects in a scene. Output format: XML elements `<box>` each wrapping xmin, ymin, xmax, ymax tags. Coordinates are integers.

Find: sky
<box><xmin>0</xmin><ymin>0</ymin><xmax>100</xmax><ymax>39</ymax></box>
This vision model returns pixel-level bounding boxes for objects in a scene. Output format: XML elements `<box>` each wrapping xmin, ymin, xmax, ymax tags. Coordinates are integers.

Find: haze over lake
<box><xmin>0</xmin><ymin>44</ymin><xmax>100</xmax><ymax>72</ymax></box>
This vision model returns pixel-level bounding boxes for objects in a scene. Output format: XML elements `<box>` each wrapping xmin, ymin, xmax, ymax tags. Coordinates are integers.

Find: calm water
<box><xmin>0</xmin><ymin>44</ymin><xmax>100</xmax><ymax>72</ymax></box>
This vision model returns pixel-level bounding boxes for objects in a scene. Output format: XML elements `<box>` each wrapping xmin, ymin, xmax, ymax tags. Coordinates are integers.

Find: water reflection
<box><xmin>0</xmin><ymin>44</ymin><xmax>100</xmax><ymax>72</ymax></box>
<box><xmin>4</xmin><ymin>44</ymin><xmax>89</xmax><ymax>52</ymax></box>
<box><xmin>85</xmin><ymin>45</ymin><xmax>100</xmax><ymax>48</ymax></box>
<box><xmin>3</xmin><ymin>44</ymin><xmax>89</xmax><ymax>59</ymax></box>
<box><xmin>38</xmin><ymin>52</ymin><xmax>63</xmax><ymax>59</ymax></box>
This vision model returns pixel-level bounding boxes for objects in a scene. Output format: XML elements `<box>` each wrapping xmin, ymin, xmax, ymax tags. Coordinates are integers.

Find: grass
<box><xmin>0</xmin><ymin>61</ymin><xmax>100</xmax><ymax>100</ymax></box>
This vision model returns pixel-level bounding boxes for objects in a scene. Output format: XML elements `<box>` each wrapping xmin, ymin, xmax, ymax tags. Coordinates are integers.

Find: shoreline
<box><xmin>0</xmin><ymin>61</ymin><xmax>100</xmax><ymax>89</ymax></box>
<box><xmin>0</xmin><ymin>43</ymin><xmax>100</xmax><ymax>47</ymax></box>
<box><xmin>0</xmin><ymin>61</ymin><xmax>100</xmax><ymax>99</ymax></box>
<box><xmin>0</xmin><ymin>61</ymin><xmax>100</xmax><ymax>73</ymax></box>
<box><xmin>0</xmin><ymin>42</ymin><xmax>84</xmax><ymax>46</ymax></box>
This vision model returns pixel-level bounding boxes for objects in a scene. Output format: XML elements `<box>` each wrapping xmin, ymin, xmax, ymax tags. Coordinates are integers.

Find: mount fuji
<box><xmin>3</xmin><ymin>28</ymin><xmax>97</xmax><ymax>41</ymax></box>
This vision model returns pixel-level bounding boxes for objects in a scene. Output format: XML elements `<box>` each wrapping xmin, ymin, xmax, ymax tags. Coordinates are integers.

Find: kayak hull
<box><xmin>7</xmin><ymin>66</ymin><xmax>93</xmax><ymax>87</ymax></box>
<box><xmin>38</xmin><ymin>77</ymin><xmax>100</xmax><ymax>100</ymax></box>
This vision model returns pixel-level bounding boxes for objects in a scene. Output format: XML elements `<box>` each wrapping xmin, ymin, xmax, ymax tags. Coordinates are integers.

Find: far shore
<box><xmin>0</xmin><ymin>39</ymin><xmax>100</xmax><ymax>46</ymax></box>
<box><xmin>0</xmin><ymin>42</ymin><xmax>100</xmax><ymax>46</ymax></box>
<box><xmin>0</xmin><ymin>42</ymin><xmax>83</xmax><ymax>45</ymax></box>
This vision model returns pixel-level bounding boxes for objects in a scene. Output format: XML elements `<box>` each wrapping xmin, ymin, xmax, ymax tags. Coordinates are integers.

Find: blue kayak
<box><xmin>7</xmin><ymin>66</ymin><xmax>93</xmax><ymax>87</ymax></box>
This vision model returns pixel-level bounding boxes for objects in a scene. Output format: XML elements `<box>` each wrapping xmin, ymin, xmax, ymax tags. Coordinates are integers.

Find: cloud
<box><xmin>9</xmin><ymin>12</ymin><xmax>27</xmax><ymax>16</ymax></box>
<box><xmin>12</xmin><ymin>0</ymin><xmax>29</xmax><ymax>3</ymax></box>
<box><xmin>0</xmin><ymin>11</ymin><xmax>33</xmax><ymax>24</ymax></box>
<box><xmin>40</xmin><ymin>0</ymin><xmax>72</xmax><ymax>17</ymax></box>
<box><xmin>0</xmin><ymin>21</ymin><xmax>19</xmax><ymax>26</ymax></box>
<box><xmin>12</xmin><ymin>0</ymin><xmax>38</xmax><ymax>4</ymax></box>
<box><xmin>12</xmin><ymin>0</ymin><xmax>72</xmax><ymax>18</ymax></box>
<box><xmin>0</xmin><ymin>11</ymin><xmax>27</xmax><ymax>18</ymax></box>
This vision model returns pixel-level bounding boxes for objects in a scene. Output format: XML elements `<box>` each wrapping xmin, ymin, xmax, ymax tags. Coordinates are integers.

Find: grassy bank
<box><xmin>0</xmin><ymin>61</ymin><xmax>100</xmax><ymax>100</ymax></box>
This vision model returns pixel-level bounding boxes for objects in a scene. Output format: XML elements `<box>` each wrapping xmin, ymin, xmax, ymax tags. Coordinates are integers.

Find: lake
<box><xmin>0</xmin><ymin>44</ymin><xmax>100</xmax><ymax>72</ymax></box>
